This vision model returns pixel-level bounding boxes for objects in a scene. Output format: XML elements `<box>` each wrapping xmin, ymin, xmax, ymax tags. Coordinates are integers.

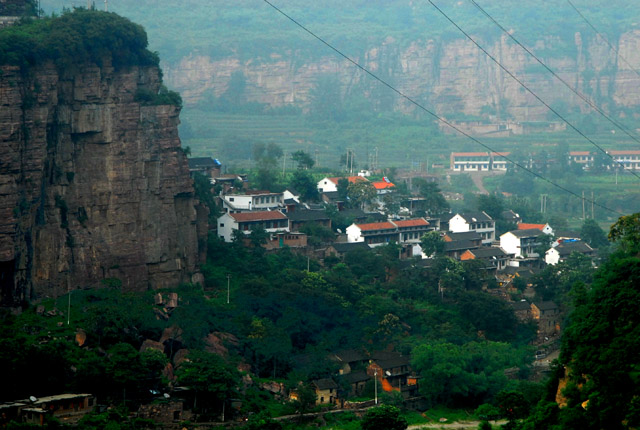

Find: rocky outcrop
<box><xmin>0</xmin><ymin>60</ymin><xmax>203</xmax><ymax>305</ymax></box>
<box><xmin>164</xmin><ymin>31</ymin><xmax>640</xmax><ymax>121</ymax></box>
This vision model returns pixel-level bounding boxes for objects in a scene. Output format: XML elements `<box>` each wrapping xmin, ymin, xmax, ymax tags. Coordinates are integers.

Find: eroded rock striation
<box><xmin>0</xmin><ymin>60</ymin><xmax>204</xmax><ymax>305</ymax></box>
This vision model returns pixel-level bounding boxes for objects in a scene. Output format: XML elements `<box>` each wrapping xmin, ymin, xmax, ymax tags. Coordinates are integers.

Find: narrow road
<box><xmin>409</xmin><ymin>419</ymin><xmax>506</xmax><ymax>429</ymax></box>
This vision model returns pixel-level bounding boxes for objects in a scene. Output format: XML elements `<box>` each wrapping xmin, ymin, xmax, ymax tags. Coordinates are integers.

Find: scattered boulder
<box><xmin>140</xmin><ymin>339</ymin><xmax>164</xmax><ymax>354</ymax></box>
<box><xmin>75</xmin><ymin>329</ymin><xmax>87</xmax><ymax>347</ymax></box>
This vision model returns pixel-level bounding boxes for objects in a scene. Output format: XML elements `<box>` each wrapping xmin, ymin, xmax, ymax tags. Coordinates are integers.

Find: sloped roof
<box><xmin>452</xmin><ymin>211</ymin><xmax>493</xmax><ymax>223</ymax></box>
<box><xmin>327</xmin><ymin>176</ymin><xmax>368</xmax><ymax>185</ymax></box>
<box><xmin>372</xmin><ymin>181</ymin><xmax>395</xmax><ymax>190</ymax></box>
<box><xmin>287</xmin><ymin>210</ymin><xmax>330</xmax><ymax>222</ymax></box>
<box><xmin>610</xmin><ymin>150</ymin><xmax>640</xmax><ymax>155</ymax></box>
<box><xmin>510</xmin><ymin>301</ymin><xmax>531</xmax><ymax>311</ymax></box>
<box><xmin>518</xmin><ymin>223</ymin><xmax>546</xmax><ymax>231</ymax></box>
<box><xmin>343</xmin><ymin>371</ymin><xmax>370</xmax><ymax>384</ymax></box>
<box><xmin>334</xmin><ymin>349</ymin><xmax>368</xmax><ymax>363</ymax></box>
<box><xmin>229</xmin><ymin>211</ymin><xmax>287</xmax><ymax>222</ymax></box>
<box><xmin>356</xmin><ymin>222</ymin><xmax>396</xmax><ymax>232</ymax></box>
<box><xmin>445</xmin><ymin>231</ymin><xmax>482</xmax><ymax>241</ymax></box>
<box><xmin>534</xmin><ymin>301</ymin><xmax>558</xmax><ymax>311</ymax></box>
<box><xmin>507</xmin><ymin>228</ymin><xmax>543</xmax><ymax>238</ymax></box>
<box><xmin>188</xmin><ymin>157</ymin><xmax>216</xmax><ymax>168</ymax></box>
<box><xmin>467</xmin><ymin>247</ymin><xmax>508</xmax><ymax>259</ymax></box>
<box><xmin>394</xmin><ymin>218</ymin><xmax>429</xmax><ymax>228</ymax></box>
<box><xmin>329</xmin><ymin>242</ymin><xmax>370</xmax><ymax>253</ymax></box>
<box><xmin>312</xmin><ymin>378</ymin><xmax>338</xmax><ymax>390</ymax></box>
<box><xmin>555</xmin><ymin>241</ymin><xmax>594</xmax><ymax>256</ymax></box>
<box><xmin>452</xmin><ymin>152</ymin><xmax>489</xmax><ymax>157</ymax></box>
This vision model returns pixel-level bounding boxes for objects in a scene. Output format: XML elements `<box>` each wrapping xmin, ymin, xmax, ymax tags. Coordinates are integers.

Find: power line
<box><xmin>468</xmin><ymin>0</ymin><xmax>640</xmax><ymax>180</ymax></box>
<box><xmin>261</xmin><ymin>0</ymin><xmax>624</xmax><ymax>216</ymax></box>
<box><xmin>567</xmin><ymin>0</ymin><xmax>640</xmax><ymax>80</ymax></box>
<box><xmin>427</xmin><ymin>0</ymin><xmax>640</xmax><ymax>182</ymax></box>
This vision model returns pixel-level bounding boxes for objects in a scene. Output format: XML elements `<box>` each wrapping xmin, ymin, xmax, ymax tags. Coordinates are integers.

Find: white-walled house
<box><xmin>518</xmin><ymin>223</ymin><xmax>553</xmax><ymax>236</ymax></box>
<box><xmin>545</xmin><ymin>241</ymin><xmax>595</xmax><ymax>265</ymax></box>
<box><xmin>448</xmin><ymin>212</ymin><xmax>495</xmax><ymax>244</ymax></box>
<box><xmin>222</xmin><ymin>191</ymin><xmax>284</xmax><ymax>213</ymax></box>
<box><xmin>317</xmin><ymin>176</ymin><xmax>368</xmax><ymax>193</ymax></box>
<box><xmin>500</xmin><ymin>229</ymin><xmax>543</xmax><ymax>258</ymax></box>
<box><xmin>346</xmin><ymin>218</ymin><xmax>431</xmax><ymax>247</ymax></box>
<box><xmin>217</xmin><ymin>211</ymin><xmax>289</xmax><ymax>242</ymax></box>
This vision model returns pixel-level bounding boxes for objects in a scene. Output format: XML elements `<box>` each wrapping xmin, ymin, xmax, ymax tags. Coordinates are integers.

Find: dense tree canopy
<box><xmin>0</xmin><ymin>8</ymin><xmax>158</xmax><ymax>70</ymax></box>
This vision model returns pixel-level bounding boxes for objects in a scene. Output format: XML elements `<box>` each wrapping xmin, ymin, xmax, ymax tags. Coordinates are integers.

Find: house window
<box><xmin>220</xmin><ymin>223</ymin><xmax>224</xmax><ymax>228</ymax></box>
<box><xmin>229</xmin><ymin>197</ymin><xmax>234</xmax><ymax>202</ymax></box>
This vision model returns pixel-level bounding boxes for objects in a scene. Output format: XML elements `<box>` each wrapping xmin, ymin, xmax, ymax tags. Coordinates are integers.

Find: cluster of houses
<box><xmin>188</xmin><ymin>156</ymin><xmax>601</xmax><ymax>402</ymax></box>
<box><xmin>450</xmin><ymin>149</ymin><xmax>640</xmax><ymax>172</ymax></box>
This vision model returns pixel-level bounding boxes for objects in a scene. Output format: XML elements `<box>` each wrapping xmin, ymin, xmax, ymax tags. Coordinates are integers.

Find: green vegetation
<box><xmin>0</xmin><ymin>8</ymin><xmax>159</xmax><ymax>70</ymax></box>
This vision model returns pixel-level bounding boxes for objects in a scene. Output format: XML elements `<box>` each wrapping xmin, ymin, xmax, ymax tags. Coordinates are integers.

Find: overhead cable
<box><xmin>261</xmin><ymin>0</ymin><xmax>625</xmax><ymax>216</ymax></box>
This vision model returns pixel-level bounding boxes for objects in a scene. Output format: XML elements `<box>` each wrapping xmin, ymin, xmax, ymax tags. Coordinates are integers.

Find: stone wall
<box><xmin>0</xmin><ymin>60</ymin><xmax>204</xmax><ymax>305</ymax></box>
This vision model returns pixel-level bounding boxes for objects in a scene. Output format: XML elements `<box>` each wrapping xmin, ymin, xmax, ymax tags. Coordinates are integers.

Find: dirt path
<box><xmin>409</xmin><ymin>419</ymin><xmax>506</xmax><ymax>429</ymax></box>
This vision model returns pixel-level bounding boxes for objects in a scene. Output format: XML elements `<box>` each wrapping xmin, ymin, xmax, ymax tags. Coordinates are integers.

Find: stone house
<box><xmin>311</xmin><ymin>378</ymin><xmax>338</xmax><ymax>405</ymax></box>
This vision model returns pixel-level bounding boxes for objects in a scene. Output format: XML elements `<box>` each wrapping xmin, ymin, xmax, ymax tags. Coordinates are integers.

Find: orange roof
<box><xmin>356</xmin><ymin>222</ymin><xmax>396</xmax><ymax>231</ymax></box>
<box><xmin>491</xmin><ymin>152</ymin><xmax>511</xmax><ymax>157</ymax></box>
<box><xmin>328</xmin><ymin>176</ymin><xmax>368</xmax><ymax>185</ymax></box>
<box><xmin>610</xmin><ymin>150</ymin><xmax>640</xmax><ymax>155</ymax></box>
<box><xmin>570</xmin><ymin>151</ymin><xmax>591</xmax><ymax>156</ymax></box>
<box><xmin>394</xmin><ymin>219</ymin><xmax>429</xmax><ymax>228</ymax></box>
<box><xmin>372</xmin><ymin>181</ymin><xmax>395</xmax><ymax>189</ymax></box>
<box><xmin>452</xmin><ymin>152</ymin><xmax>489</xmax><ymax>157</ymax></box>
<box><xmin>518</xmin><ymin>223</ymin><xmax>545</xmax><ymax>231</ymax></box>
<box><xmin>230</xmin><ymin>211</ymin><xmax>287</xmax><ymax>222</ymax></box>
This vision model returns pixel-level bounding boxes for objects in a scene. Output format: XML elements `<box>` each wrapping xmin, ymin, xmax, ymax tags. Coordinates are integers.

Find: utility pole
<box><xmin>582</xmin><ymin>191</ymin><xmax>586</xmax><ymax>219</ymax></box>
<box><xmin>591</xmin><ymin>191</ymin><xmax>595</xmax><ymax>219</ymax></box>
<box><xmin>282</xmin><ymin>151</ymin><xmax>287</xmax><ymax>176</ymax></box>
<box><xmin>104</xmin><ymin>0</ymin><xmax>108</xmax><ymax>11</ymax></box>
<box><xmin>226</xmin><ymin>274</ymin><xmax>230</xmax><ymax>304</ymax></box>
<box><xmin>374</xmin><ymin>368</ymin><xmax>378</xmax><ymax>405</ymax></box>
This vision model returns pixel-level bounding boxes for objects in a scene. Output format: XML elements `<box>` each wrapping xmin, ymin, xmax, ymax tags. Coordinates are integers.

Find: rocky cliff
<box><xmin>165</xmin><ymin>31</ymin><xmax>640</xmax><ymax>121</ymax></box>
<box><xmin>0</xmin><ymin>60</ymin><xmax>204</xmax><ymax>305</ymax></box>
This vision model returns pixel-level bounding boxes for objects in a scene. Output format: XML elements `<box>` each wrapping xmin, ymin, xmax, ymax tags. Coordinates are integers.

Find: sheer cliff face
<box><xmin>165</xmin><ymin>31</ymin><xmax>640</xmax><ymax>120</ymax></box>
<box><xmin>0</xmin><ymin>62</ymin><xmax>202</xmax><ymax>304</ymax></box>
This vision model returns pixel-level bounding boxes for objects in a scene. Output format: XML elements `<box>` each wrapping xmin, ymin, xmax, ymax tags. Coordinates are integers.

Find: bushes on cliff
<box><xmin>0</xmin><ymin>8</ymin><xmax>159</xmax><ymax>70</ymax></box>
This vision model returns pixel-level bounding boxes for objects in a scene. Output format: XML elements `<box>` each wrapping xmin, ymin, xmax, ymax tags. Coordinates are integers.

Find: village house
<box><xmin>287</xmin><ymin>209</ymin><xmax>332</xmax><ymax>232</ymax></box>
<box><xmin>0</xmin><ymin>394</ymin><xmax>95</xmax><ymax>426</ymax></box>
<box><xmin>448</xmin><ymin>212</ymin><xmax>496</xmax><ymax>244</ymax></box>
<box><xmin>545</xmin><ymin>240</ymin><xmax>595</xmax><ymax>265</ymax></box>
<box><xmin>263</xmin><ymin>232</ymin><xmax>308</xmax><ymax>250</ymax></box>
<box><xmin>217</xmin><ymin>211</ymin><xmax>289</xmax><ymax>242</ymax></box>
<box><xmin>346</xmin><ymin>218</ymin><xmax>432</xmax><ymax>247</ymax></box>
<box><xmin>317</xmin><ymin>176</ymin><xmax>368</xmax><ymax>193</ymax></box>
<box><xmin>449</xmin><ymin>152</ymin><xmax>510</xmax><ymax>172</ymax></box>
<box><xmin>187</xmin><ymin>157</ymin><xmax>221</xmax><ymax>179</ymax></box>
<box><xmin>311</xmin><ymin>379</ymin><xmax>339</xmax><ymax>405</ymax></box>
<box><xmin>443</xmin><ymin>239</ymin><xmax>480</xmax><ymax>260</ymax></box>
<box><xmin>324</xmin><ymin>242</ymin><xmax>371</xmax><ymax>259</ymax></box>
<box><xmin>221</xmin><ymin>190</ymin><xmax>284</xmax><ymax>213</ymax></box>
<box><xmin>367</xmin><ymin>351</ymin><xmax>420</xmax><ymax>399</ymax></box>
<box><xmin>518</xmin><ymin>223</ymin><xmax>554</xmax><ymax>236</ymax></box>
<box><xmin>460</xmin><ymin>246</ymin><xmax>511</xmax><ymax>272</ymax></box>
<box><xmin>371</xmin><ymin>178</ymin><xmax>395</xmax><ymax>195</ymax></box>
<box><xmin>531</xmin><ymin>301</ymin><xmax>560</xmax><ymax>337</ymax></box>
<box><xmin>501</xmin><ymin>210</ymin><xmax>522</xmax><ymax>224</ymax></box>
<box><xmin>443</xmin><ymin>231</ymin><xmax>483</xmax><ymax>247</ymax></box>
<box><xmin>510</xmin><ymin>300</ymin><xmax>532</xmax><ymax>321</ymax></box>
<box><xmin>500</xmin><ymin>229</ymin><xmax>544</xmax><ymax>259</ymax></box>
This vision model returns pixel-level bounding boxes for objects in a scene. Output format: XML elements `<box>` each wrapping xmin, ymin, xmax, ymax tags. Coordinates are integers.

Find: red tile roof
<box><xmin>452</xmin><ymin>152</ymin><xmax>489</xmax><ymax>157</ymax></box>
<box><xmin>356</xmin><ymin>222</ymin><xmax>396</xmax><ymax>231</ymax></box>
<box><xmin>610</xmin><ymin>150</ymin><xmax>640</xmax><ymax>155</ymax></box>
<box><xmin>518</xmin><ymin>223</ymin><xmax>546</xmax><ymax>231</ymax></box>
<box><xmin>570</xmin><ymin>151</ymin><xmax>591</xmax><ymax>156</ymax></box>
<box><xmin>394</xmin><ymin>219</ymin><xmax>429</xmax><ymax>228</ymax></box>
<box><xmin>328</xmin><ymin>176</ymin><xmax>368</xmax><ymax>185</ymax></box>
<box><xmin>230</xmin><ymin>211</ymin><xmax>287</xmax><ymax>222</ymax></box>
<box><xmin>372</xmin><ymin>181</ymin><xmax>395</xmax><ymax>189</ymax></box>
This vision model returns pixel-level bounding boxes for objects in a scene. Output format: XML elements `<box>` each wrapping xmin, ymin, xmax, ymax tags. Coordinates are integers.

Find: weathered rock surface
<box><xmin>0</xmin><ymin>61</ymin><xmax>203</xmax><ymax>305</ymax></box>
<box><xmin>164</xmin><ymin>31</ymin><xmax>640</xmax><ymax>121</ymax></box>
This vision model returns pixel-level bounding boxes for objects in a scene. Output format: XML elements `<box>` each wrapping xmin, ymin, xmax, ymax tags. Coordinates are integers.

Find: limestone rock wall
<box><xmin>0</xmin><ymin>61</ymin><xmax>202</xmax><ymax>304</ymax></box>
<box><xmin>165</xmin><ymin>31</ymin><xmax>640</xmax><ymax>121</ymax></box>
